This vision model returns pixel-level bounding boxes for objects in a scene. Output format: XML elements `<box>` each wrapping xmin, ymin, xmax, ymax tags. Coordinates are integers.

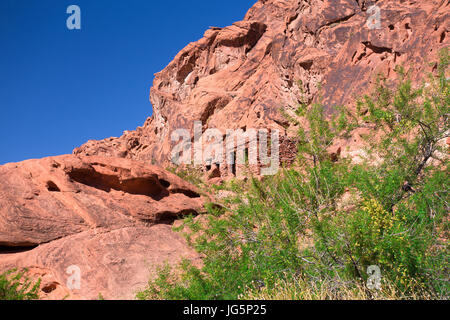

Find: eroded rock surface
<box><xmin>0</xmin><ymin>155</ymin><xmax>205</xmax><ymax>299</ymax></box>
<box><xmin>74</xmin><ymin>0</ymin><xmax>449</xmax><ymax>173</ymax></box>
<box><xmin>2</xmin><ymin>0</ymin><xmax>449</xmax><ymax>300</ymax></box>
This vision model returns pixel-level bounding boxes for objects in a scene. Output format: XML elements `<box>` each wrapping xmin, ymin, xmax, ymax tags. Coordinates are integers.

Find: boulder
<box><xmin>0</xmin><ymin>155</ymin><xmax>206</xmax><ymax>299</ymax></box>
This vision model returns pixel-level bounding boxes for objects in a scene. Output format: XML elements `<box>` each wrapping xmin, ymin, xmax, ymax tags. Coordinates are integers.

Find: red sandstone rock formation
<box><xmin>74</xmin><ymin>0</ymin><xmax>449</xmax><ymax>176</ymax></box>
<box><xmin>1</xmin><ymin>0</ymin><xmax>449</xmax><ymax>300</ymax></box>
<box><xmin>0</xmin><ymin>155</ymin><xmax>205</xmax><ymax>299</ymax></box>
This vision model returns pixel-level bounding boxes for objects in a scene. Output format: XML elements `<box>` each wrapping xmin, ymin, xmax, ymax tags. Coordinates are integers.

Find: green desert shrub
<box><xmin>138</xmin><ymin>49</ymin><xmax>449</xmax><ymax>300</ymax></box>
<box><xmin>0</xmin><ymin>268</ymin><xmax>41</xmax><ymax>300</ymax></box>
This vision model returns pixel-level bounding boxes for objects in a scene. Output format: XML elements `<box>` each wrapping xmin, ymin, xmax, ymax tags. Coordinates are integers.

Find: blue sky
<box><xmin>0</xmin><ymin>0</ymin><xmax>256</xmax><ymax>164</ymax></box>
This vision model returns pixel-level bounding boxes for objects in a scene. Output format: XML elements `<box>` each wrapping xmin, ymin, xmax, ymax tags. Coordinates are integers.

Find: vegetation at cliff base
<box><xmin>138</xmin><ymin>49</ymin><xmax>449</xmax><ymax>300</ymax></box>
<box><xmin>0</xmin><ymin>269</ymin><xmax>40</xmax><ymax>300</ymax></box>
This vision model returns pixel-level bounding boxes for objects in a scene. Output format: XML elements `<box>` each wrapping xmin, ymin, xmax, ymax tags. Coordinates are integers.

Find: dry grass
<box><xmin>240</xmin><ymin>276</ymin><xmax>440</xmax><ymax>300</ymax></box>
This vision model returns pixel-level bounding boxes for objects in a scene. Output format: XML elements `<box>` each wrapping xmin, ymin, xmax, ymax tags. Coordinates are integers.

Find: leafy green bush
<box><xmin>0</xmin><ymin>269</ymin><xmax>41</xmax><ymax>300</ymax></box>
<box><xmin>138</xmin><ymin>49</ymin><xmax>449</xmax><ymax>300</ymax></box>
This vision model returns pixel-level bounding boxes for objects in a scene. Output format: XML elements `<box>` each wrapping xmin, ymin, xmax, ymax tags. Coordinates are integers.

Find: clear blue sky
<box><xmin>0</xmin><ymin>0</ymin><xmax>256</xmax><ymax>164</ymax></box>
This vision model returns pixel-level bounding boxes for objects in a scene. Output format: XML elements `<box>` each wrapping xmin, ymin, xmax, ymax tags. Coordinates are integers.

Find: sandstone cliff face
<box><xmin>0</xmin><ymin>155</ymin><xmax>205</xmax><ymax>299</ymax></box>
<box><xmin>1</xmin><ymin>0</ymin><xmax>449</xmax><ymax>300</ymax></box>
<box><xmin>74</xmin><ymin>0</ymin><xmax>449</xmax><ymax>174</ymax></box>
